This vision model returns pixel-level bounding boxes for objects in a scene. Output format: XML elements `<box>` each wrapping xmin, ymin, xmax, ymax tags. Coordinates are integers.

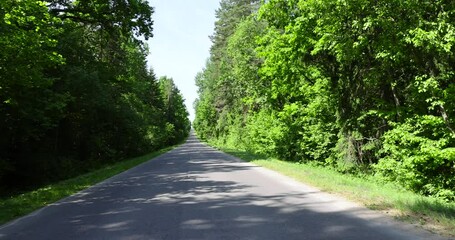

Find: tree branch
<box><xmin>439</xmin><ymin>104</ymin><xmax>455</xmax><ymax>136</ymax></box>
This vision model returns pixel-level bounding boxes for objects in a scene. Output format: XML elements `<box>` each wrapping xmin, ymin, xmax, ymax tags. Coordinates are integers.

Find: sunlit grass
<box><xmin>219</xmin><ymin>147</ymin><xmax>455</xmax><ymax>237</ymax></box>
<box><xmin>0</xmin><ymin>147</ymin><xmax>173</xmax><ymax>225</ymax></box>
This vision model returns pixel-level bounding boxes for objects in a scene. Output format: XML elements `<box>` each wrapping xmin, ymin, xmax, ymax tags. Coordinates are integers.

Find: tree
<box><xmin>0</xmin><ymin>0</ymin><xmax>190</xmax><ymax>194</ymax></box>
<box><xmin>0</xmin><ymin>0</ymin><xmax>66</xmax><ymax>184</ymax></box>
<box><xmin>194</xmin><ymin>0</ymin><xmax>261</xmax><ymax>144</ymax></box>
<box><xmin>195</xmin><ymin>0</ymin><xmax>455</xmax><ymax>200</ymax></box>
<box><xmin>159</xmin><ymin>77</ymin><xmax>191</xmax><ymax>144</ymax></box>
<box><xmin>47</xmin><ymin>0</ymin><xmax>154</xmax><ymax>39</ymax></box>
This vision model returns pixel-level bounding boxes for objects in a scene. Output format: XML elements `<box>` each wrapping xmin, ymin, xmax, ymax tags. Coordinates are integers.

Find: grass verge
<box><xmin>218</xmin><ymin>147</ymin><xmax>455</xmax><ymax>237</ymax></box>
<box><xmin>0</xmin><ymin>146</ymin><xmax>173</xmax><ymax>225</ymax></box>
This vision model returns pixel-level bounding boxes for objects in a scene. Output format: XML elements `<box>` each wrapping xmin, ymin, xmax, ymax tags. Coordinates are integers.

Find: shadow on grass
<box><xmin>406</xmin><ymin>198</ymin><xmax>455</xmax><ymax>219</ymax></box>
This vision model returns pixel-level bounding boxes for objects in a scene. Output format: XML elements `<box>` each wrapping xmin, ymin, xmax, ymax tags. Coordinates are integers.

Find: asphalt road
<box><xmin>0</xmin><ymin>132</ymin><xmax>449</xmax><ymax>240</ymax></box>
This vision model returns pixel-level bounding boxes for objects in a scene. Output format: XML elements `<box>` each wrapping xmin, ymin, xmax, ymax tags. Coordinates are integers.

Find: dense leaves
<box><xmin>0</xmin><ymin>0</ymin><xmax>189</xmax><ymax>193</ymax></box>
<box><xmin>159</xmin><ymin>76</ymin><xmax>191</xmax><ymax>145</ymax></box>
<box><xmin>195</xmin><ymin>0</ymin><xmax>455</xmax><ymax>201</ymax></box>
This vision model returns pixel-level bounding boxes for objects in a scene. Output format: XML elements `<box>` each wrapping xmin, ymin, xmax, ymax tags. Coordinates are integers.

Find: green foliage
<box><xmin>193</xmin><ymin>95</ymin><xmax>217</xmax><ymax>140</ymax></box>
<box><xmin>375</xmin><ymin>116</ymin><xmax>455</xmax><ymax>201</ymax></box>
<box><xmin>159</xmin><ymin>76</ymin><xmax>191</xmax><ymax>144</ymax></box>
<box><xmin>47</xmin><ymin>0</ymin><xmax>154</xmax><ymax>39</ymax></box>
<box><xmin>0</xmin><ymin>0</ymin><xmax>189</xmax><ymax>194</ymax></box>
<box><xmin>195</xmin><ymin>0</ymin><xmax>455</xmax><ymax>202</ymax></box>
<box><xmin>243</xmin><ymin>110</ymin><xmax>284</xmax><ymax>155</ymax></box>
<box><xmin>226</xmin><ymin>16</ymin><xmax>267</xmax><ymax>106</ymax></box>
<box><xmin>194</xmin><ymin>0</ymin><xmax>263</xmax><ymax>142</ymax></box>
<box><xmin>0</xmin><ymin>0</ymin><xmax>65</xmax><ymax>140</ymax></box>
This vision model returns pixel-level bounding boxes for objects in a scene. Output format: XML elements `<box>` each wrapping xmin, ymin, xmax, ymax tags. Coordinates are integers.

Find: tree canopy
<box><xmin>0</xmin><ymin>0</ymin><xmax>190</xmax><ymax>193</ymax></box>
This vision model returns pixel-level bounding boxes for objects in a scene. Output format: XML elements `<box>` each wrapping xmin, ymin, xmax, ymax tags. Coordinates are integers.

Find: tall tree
<box><xmin>0</xmin><ymin>0</ymin><xmax>190</xmax><ymax>194</ymax></box>
<box><xmin>195</xmin><ymin>0</ymin><xmax>455</xmax><ymax>200</ymax></box>
<box><xmin>159</xmin><ymin>77</ymin><xmax>191</xmax><ymax>144</ymax></box>
<box><xmin>194</xmin><ymin>0</ymin><xmax>261</xmax><ymax>142</ymax></box>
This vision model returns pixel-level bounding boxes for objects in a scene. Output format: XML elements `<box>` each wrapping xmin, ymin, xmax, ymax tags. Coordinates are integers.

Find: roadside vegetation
<box><xmin>194</xmin><ymin>0</ymin><xmax>455</xmax><ymax>202</ymax></box>
<box><xmin>0</xmin><ymin>146</ymin><xmax>175</xmax><ymax>225</ymax></box>
<box><xmin>214</xmin><ymin>145</ymin><xmax>455</xmax><ymax>236</ymax></box>
<box><xmin>1</xmin><ymin>1</ymin><xmax>190</xmax><ymax>197</ymax></box>
<box><xmin>194</xmin><ymin>0</ymin><xmax>455</xmax><ymax>235</ymax></box>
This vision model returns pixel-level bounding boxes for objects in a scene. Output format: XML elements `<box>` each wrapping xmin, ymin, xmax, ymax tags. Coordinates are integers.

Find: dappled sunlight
<box><xmin>181</xmin><ymin>219</ymin><xmax>214</xmax><ymax>230</ymax></box>
<box><xmin>101</xmin><ymin>221</ymin><xmax>131</xmax><ymax>231</ymax></box>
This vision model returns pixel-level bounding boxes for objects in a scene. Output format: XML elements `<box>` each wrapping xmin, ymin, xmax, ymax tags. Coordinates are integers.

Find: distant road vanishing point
<box><xmin>0</xmin><ymin>132</ymin><xmax>448</xmax><ymax>239</ymax></box>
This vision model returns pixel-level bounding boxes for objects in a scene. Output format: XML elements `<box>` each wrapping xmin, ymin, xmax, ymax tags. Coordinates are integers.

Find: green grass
<box><xmin>0</xmin><ymin>146</ymin><xmax>173</xmax><ymax>225</ymax></box>
<box><xmin>219</xmin><ymin>147</ymin><xmax>455</xmax><ymax>237</ymax></box>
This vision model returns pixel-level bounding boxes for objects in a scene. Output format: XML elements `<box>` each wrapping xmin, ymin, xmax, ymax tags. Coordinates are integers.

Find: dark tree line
<box><xmin>0</xmin><ymin>0</ymin><xmax>190</xmax><ymax>194</ymax></box>
<box><xmin>194</xmin><ymin>0</ymin><xmax>455</xmax><ymax>201</ymax></box>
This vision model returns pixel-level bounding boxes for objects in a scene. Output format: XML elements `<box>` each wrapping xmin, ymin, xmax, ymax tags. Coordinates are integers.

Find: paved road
<box><xmin>0</xmin><ymin>132</ymin><xmax>448</xmax><ymax>239</ymax></box>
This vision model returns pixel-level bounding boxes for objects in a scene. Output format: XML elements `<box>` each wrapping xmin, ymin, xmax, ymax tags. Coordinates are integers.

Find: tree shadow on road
<box><xmin>0</xmin><ymin>135</ymin><xmax>444</xmax><ymax>240</ymax></box>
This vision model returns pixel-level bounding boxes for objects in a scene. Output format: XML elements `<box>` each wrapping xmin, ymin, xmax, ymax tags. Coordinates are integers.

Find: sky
<box><xmin>146</xmin><ymin>1</ymin><xmax>220</xmax><ymax>122</ymax></box>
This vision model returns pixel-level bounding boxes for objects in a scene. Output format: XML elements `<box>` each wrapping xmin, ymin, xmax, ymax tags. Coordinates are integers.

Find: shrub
<box><xmin>374</xmin><ymin>115</ymin><xmax>455</xmax><ymax>201</ymax></box>
<box><xmin>244</xmin><ymin>110</ymin><xmax>284</xmax><ymax>156</ymax></box>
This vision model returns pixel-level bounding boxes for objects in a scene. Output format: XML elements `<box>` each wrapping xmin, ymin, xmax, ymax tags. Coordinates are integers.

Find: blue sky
<box><xmin>147</xmin><ymin>1</ymin><xmax>220</xmax><ymax>121</ymax></box>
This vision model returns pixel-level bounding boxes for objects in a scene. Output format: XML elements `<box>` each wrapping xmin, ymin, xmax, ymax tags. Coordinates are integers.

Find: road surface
<box><xmin>0</xmin><ymin>132</ymin><xmax>448</xmax><ymax>239</ymax></box>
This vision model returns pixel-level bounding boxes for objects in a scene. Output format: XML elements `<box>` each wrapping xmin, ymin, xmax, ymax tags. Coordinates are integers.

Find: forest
<box><xmin>194</xmin><ymin>0</ymin><xmax>455</xmax><ymax>201</ymax></box>
<box><xmin>0</xmin><ymin>0</ymin><xmax>190</xmax><ymax>194</ymax></box>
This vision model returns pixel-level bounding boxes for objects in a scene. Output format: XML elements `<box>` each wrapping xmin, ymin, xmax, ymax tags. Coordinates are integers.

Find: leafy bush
<box><xmin>374</xmin><ymin>115</ymin><xmax>455</xmax><ymax>201</ymax></box>
<box><xmin>244</xmin><ymin>110</ymin><xmax>284</xmax><ymax>156</ymax></box>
